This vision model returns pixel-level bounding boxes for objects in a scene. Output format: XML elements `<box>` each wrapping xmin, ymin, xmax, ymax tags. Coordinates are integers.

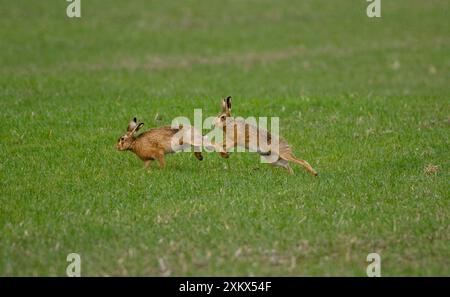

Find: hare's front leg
<box><xmin>194</xmin><ymin>152</ymin><xmax>203</xmax><ymax>161</ymax></box>
<box><xmin>216</xmin><ymin>138</ymin><xmax>235</xmax><ymax>158</ymax></box>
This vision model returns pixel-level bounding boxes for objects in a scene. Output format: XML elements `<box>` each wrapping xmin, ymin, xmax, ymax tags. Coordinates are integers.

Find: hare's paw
<box><xmin>219</xmin><ymin>152</ymin><xmax>230</xmax><ymax>159</ymax></box>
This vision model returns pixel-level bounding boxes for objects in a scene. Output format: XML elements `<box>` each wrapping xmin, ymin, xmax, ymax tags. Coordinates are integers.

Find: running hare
<box><xmin>117</xmin><ymin>117</ymin><xmax>204</xmax><ymax>169</ymax></box>
<box><xmin>214</xmin><ymin>97</ymin><xmax>318</xmax><ymax>176</ymax></box>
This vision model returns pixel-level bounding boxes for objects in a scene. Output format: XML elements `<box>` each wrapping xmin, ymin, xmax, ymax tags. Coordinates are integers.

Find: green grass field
<box><xmin>0</xmin><ymin>0</ymin><xmax>449</xmax><ymax>276</ymax></box>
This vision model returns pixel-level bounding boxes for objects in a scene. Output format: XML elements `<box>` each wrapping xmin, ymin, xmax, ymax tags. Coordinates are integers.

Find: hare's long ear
<box><xmin>127</xmin><ymin>118</ymin><xmax>138</xmax><ymax>132</ymax></box>
<box><xmin>221</xmin><ymin>98</ymin><xmax>228</xmax><ymax>112</ymax></box>
<box><xmin>132</xmin><ymin>122</ymin><xmax>144</xmax><ymax>134</ymax></box>
<box><xmin>226</xmin><ymin>96</ymin><xmax>232</xmax><ymax>111</ymax></box>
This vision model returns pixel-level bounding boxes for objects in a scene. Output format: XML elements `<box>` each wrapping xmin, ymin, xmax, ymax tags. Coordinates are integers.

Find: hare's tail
<box><xmin>281</xmin><ymin>151</ymin><xmax>318</xmax><ymax>177</ymax></box>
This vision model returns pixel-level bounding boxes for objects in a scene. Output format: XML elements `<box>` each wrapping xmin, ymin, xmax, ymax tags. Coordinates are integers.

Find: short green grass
<box><xmin>0</xmin><ymin>0</ymin><xmax>449</xmax><ymax>276</ymax></box>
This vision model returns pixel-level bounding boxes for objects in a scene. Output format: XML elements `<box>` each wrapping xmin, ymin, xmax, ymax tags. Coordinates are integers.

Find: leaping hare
<box><xmin>117</xmin><ymin>117</ymin><xmax>204</xmax><ymax>169</ymax></box>
<box><xmin>213</xmin><ymin>97</ymin><xmax>318</xmax><ymax>176</ymax></box>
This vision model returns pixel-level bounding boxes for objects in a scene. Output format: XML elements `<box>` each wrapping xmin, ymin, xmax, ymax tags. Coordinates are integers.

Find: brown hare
<box><xmin>214</xmin><ymin>97</ymin><xmax>318</xmax><ymax>176</ymax></box>
<box><xmin>117</xmin><ymin>117</ymin><xmax>204</xmax><ymax>169</ymax></box>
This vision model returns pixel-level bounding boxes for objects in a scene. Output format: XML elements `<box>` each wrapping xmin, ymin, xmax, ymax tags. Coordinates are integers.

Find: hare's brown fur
<box><xmin>214</xmin><ymin>97</ymin><xmax>318</xmax><ymax>176</ymax></box>
<box><xmin>117</xmin><ymin>118</ymin><xmax>203</xmax><ymax>169</ymax></box>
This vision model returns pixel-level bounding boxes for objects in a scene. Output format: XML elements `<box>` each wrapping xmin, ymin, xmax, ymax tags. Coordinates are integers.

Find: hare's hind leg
<box><xmin>274</xmin><ymin>158</ymin><xmax>294</xmax><ymax>175</ymax></box>
<box><xmin>264</xmin><ymin>156</ymin><xmax>294</xmax><ymax>175</ymax></box>
<box><xmin>155</xmin><ymin>150</ymin><xmax>166</xmax><ymax>169</ymax></box>
<box><xmin>280</xmin><ymin>152</ymin><xmax>317</xmax><ymax>176</ymax></box>
<box><xmin>157</xmin><ymin>156</ymin><xmax>165</xmax><ymax>168</ymax></box>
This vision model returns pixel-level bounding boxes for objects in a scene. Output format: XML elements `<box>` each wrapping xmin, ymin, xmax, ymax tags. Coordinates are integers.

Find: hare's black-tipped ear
<box><xmin>136</xmin><ymin>122</ymin><xmax>144</xmax><ymax>132</ymax></box>
<box><xmin>130</xmin><ymin>122</ymin><xmax>144</xmax><ymax>134</ymax></box>
<box><xmin>221</xmin><ymin>98</ymin><xmax>227</xmax><ymax>111</ymax></box>
<box><xmin>133</xmin><ymin>117</ymin><xmax>137</xmax><ymax>123</ymax></box>
<box><xmin>226</xmin><ymin>96</ymin><xmax>232</xmax><ymax>110</ymax></box>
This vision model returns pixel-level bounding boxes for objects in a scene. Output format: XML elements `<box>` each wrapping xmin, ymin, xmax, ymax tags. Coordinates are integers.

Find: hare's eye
<box><xmin>221</xmin><ymin>115</ymin><xmax>226</xmax><ymax>121</ymax></box>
